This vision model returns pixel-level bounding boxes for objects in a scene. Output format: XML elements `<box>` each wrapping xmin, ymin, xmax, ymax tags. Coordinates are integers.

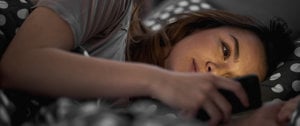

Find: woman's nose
<box><xmin>206</xmin><ymin>62</ymin><xmax>214</xmax><ymax>73</ymax></box>
<box><xmin>205</xmin><ymin>62</ymin><xmax>225</xmax><ymax>75</ymax></box>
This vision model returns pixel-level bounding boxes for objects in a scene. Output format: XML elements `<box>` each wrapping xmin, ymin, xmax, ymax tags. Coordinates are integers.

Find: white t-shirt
<box><xmin>36</xmin><ymin>0</ymin><xmax>133</xmax><ymax>61</ymax></box>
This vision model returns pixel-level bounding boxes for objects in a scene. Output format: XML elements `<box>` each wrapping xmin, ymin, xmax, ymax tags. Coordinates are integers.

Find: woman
<box><xmin>0</xmin><ymin>0</ymin><xmax>295</xmax><ymax>125</ymax></box>
<box><xmin>126</xmin><ymin>9</ymin><xmax>295</xmax><ymax>126</ymax></box>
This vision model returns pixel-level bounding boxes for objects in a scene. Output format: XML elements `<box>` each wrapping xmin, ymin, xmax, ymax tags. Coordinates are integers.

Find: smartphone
<box><xmin>196</xmin><ymin>74</ymin><xmax>262</xmax><ymax>121</ymax></box>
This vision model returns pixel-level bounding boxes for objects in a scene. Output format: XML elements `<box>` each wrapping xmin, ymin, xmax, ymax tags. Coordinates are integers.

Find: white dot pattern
<box><xmin>189</xmin><ymin>5</ymin><xmax>200</xmax><ymax>11</ymax></box>
<box><xmin>173</xmin><ymin>7</ymin><xmax>184</xmax><ymax>14</ymax></box>
<box><xmin>0</xmin><ymin>107</ymin><xmax>9</xmax><ymax>123</ymax></box>
<box><xmin>159</xmin><ymin>12</ymin><xmax>170</xmax><ymax>20</ymax></box>
<box><xmin>271</xmin><ymin>84</ymin><xmax>284</xmax><ymax>93</ymax></box>
<box><xmin>265</xmin><ymin>42</ymin><xmax>300</xmax><ymax>103</ymax></box>
<box><xmin>83</xmin><ymin>50</ymin><xmax>90</xmax><ymax>57</ymax></box>
<box><xmin>0</xmin><ymin>92</ymin><xmax>9</xmax><ymax>106</ymax></box>
<box><xmin>15</xmin><ymin>27</ymin><xmax>19</xmax><ymax>33</ymax></box>
<box><xmin>271</xmin><ymin>98</ymin><xmax>283</xmax><ymax>103</ymax></box>
<box><xmin>0</xmin><ymin>30</ymin><xmax>4</xmax><ymax>35</ymax></box>
<box><xmin>144</xmin><ymin>0</ymin><xmax>214</xmax><ymax>31</ymax></box>
<box><xmin>165</xmin><ymin>5</ymin><xmax>175</xmax><ymax>12</ymax></box>
<box><xmin>200</xmin><ymin>3</ymin><xmax>211</xmax><ymax>9</ymax></box>
<box><xmin>19</xmin><ymin>0</ymin><xmax>27</xmax><ymax>3</ymax></box>
<box><xmin>0</xmin><ymin>1</ymin><xmax>8</xmax><ymax>9</ymax></box>
<box><xmin>97</xmin><ymin>116</ymin><xmax>117</xmax><ymax>126</ymax></box>
<box><xmin>30</xmin><ymin>100</ymin><xmax>40</xmax><ymax>106</ymax></box>
<box><xmin>295</xmin><ymin>47</ymin><xmax>300</xmax><ymax>57</ymax></box>
<box><xmin>292</xmin><ymin>80</ymin><xmax>300</xmax><ymax>92</ymax></box>
<box><xmin>165</xmin><ymin>113</ymin><xmax>177</xmax><ymax>119</ymax></box>
<box><xmin>190</xmin><ymin>0</ymin><xmax>202</xmax><ymax>3</ymax></box>
<box><xmin>151</xmin><ymin>24</ymin><xmax>162</xmax><ymax>31</ymax></box>
<box><xmin>269</xmin><ymin>73</ymin><xmax>281</xmax><ymax>81</ymax></box>
<box><xmin>17</xmin><ymin>8</ymin><xmax>29</xmax><ymax>19</ymax></box>
<box><xmin>152</xmin><ymin>12</ymin><xmax>161</xmax><ymax>18</ymax></box>
<box><xmin>276</xmin><ymin>62</ymin><xmax>285</xmax><ymax>68</ymax></box>
<box><xmin>0</xmin><ymin>0</ymin><xmax>32</xmax><ymax>49</ymax></box>
<box><xmin>148</xmin><ymin>104</ymin><xmax>158</xmax><ymax>113</ymax></box>
<box><xmin>0</xmin><ymin>14</ymin><xmax>6</xmax><ymax>26</ymax></box>
<box><xmin>80</xmin><ymin>103</ymin><xmax>98</xmax><ymax>113</ymax></box>
<box><xmin>143</xmin><ymin>20</ymin><xmax>155</xmax><ymax>27</ymax></box>
<box><xmin>167</xmin><ymin>17</ymin><xmax>177</xmax><ymax>24</ymax></box>
<box><xmin>296</xmin><ymin>117</ymin><xmax>300</xmax><ymax>126</ymax></box>
<box><xmin>291</xmin><ymin>111</ymin><xmax>298</xmax><ymax>123</ymax></box>
<box><xmin>291</xmin><ymin>63</ymin><xmax>300</xmax><ymax>73</ymax></box>
<box><xmin>178</xmin><ymin>1</ymin><xmax>189</xmax><ymax>7</ymax></box>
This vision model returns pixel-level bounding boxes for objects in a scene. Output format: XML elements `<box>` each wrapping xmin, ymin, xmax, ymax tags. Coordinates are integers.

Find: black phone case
<box><xmin>196</xmin><ymin>75</ymin><xmax>262</xmax><ymax>121</ymax></box>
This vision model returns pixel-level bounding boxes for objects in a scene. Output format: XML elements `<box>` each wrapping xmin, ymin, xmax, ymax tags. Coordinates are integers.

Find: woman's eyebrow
<box><xmin>230</xmin><ymin>34</ymin><xmax>240</xmax><ymax>61</ymax></box>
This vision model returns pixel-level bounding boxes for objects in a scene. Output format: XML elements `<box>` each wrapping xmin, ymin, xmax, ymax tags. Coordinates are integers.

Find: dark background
<box><xmin>208</xmin><ymin>0</ymin><xmax>300</xmax><ymax>39</ymax></box>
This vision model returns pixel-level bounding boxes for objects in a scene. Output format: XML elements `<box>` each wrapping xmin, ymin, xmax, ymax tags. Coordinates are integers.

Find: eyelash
<box><xmin>221</xmin><ymin>41</ymin><xmax>231</xmax><ymax>60</ymax></box>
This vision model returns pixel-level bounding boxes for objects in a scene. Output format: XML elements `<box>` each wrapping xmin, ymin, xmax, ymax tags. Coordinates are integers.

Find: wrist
<box><xmin>146</xmin><ymin>68</ymin><xmax>172</xmax><ymax>99</ymax></box>
<box><xmin>147</xmin><ymin>70</ymin><xmax>164</xmax><ymax>99</ymax></box>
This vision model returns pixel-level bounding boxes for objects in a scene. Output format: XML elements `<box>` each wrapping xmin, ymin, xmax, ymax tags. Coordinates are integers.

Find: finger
<box><xmin>278</xmin><ymin>103</ymin><xmax>297</xmax><ymax>122</ymax></box>
<box><xmin>210</xmin><ymin>89</ymin><xmax>232</xmax><ymax>122</ymax></box>
<box><xmin>278</xmin><ymin>111</ymin><xmax>291</xmax><ymax>122</ymax></box>
<box><xmin>203</xmin><ymin>100</ymin><xmax>223</xmax><ymax>126</ymax></box>
<box><xmin>178</xmin><ymin>94</ymin><xmax>206</xmax><ymax>120</ymax></box>
<box><xmin>179</xmin><ymin>109</ymin><xmax>194</xmax><ymax>120</ymax></box>
<box><xmin>259</xmin><ymin>101</ymin><xmax>285</xmax><ymax>122</ymax></box>
<box><xmin>209</xmin><ymin>75</ymin><xmax>249</xmax><ymax>107</ymax></box>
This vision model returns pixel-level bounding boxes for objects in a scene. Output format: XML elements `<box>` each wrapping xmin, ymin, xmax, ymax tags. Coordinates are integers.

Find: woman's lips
<box><xmin>192</xmin><ymin>58</ymin><xmax>199</xmax><ymax>72</ymax></box>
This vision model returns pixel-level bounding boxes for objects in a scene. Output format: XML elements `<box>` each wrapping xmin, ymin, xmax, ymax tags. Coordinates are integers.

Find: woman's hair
<box><xmin>127</xmin><ymin>10</ymin><xmax>295</xmax><ymax>77</ymax></box>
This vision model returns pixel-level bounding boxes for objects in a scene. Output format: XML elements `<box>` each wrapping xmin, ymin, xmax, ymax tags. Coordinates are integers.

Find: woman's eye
<box><xmin>222</xmin><ymin>42</ymin><xmax>231</xmax><ymax>60</ymax></box>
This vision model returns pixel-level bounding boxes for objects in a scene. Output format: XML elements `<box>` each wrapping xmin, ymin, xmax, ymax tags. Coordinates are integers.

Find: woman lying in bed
<box><xmin>127</xmin><ymin>9</ymin><xmax>296</xmax><ymax>125</ymax></box>
<box><xmin>0</xmin><ymin>0</ymin><xmax>296</xmax><ymax>125</ymax></box>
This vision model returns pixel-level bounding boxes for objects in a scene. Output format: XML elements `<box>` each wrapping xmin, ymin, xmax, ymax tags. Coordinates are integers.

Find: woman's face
<box><xmin>165</xmin><ymin>26</ymin><xmax>267</xmax><ymax>81</ymax></box>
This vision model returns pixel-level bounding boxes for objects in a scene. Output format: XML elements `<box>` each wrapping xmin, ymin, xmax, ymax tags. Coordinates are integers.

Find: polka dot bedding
<box><xmin>261</xmin><ymin>41</ymin><xmax>300</xmax><ymax>101</ymax></box>
<box><xmin>0</xmin><ymin>0</ymin><xmax>33</xmax><ymax>57</ymax></box>
<box><xmin>0</xmin><ymin>93</ymin><xmax>207</xmax><ymax>126</ymax></box>
<box><xmin>143</xmin><ymin>0</ymin><xmax>214</xmax><ymax>31</ymax></box>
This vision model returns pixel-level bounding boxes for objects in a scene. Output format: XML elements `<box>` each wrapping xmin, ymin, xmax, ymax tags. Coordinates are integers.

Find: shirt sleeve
<box><xmin>36</xmin><ymin>0</ymin><xmax>132</xmax><ymax>49</ymax></box>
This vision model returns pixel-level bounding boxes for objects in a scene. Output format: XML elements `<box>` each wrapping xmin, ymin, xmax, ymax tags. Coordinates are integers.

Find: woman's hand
<box><xmin>149</xmin><ymin>72</ymin><xmax>249</xmax><ymax>126</ymax></box>
<box><xmin>278</xmin><ymin>95</ymin><xmax>300</xmax><ymax>123</ymax></box>
<box><xmin>223</xmin><ymin>101</ymin><xmax>284</xmax><ymax>126</ymax></box>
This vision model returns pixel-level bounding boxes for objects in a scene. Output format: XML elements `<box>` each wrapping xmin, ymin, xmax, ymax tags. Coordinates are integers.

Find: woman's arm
<box><xmin>0</xmin><ymin>7</ymin><xmax>159</xmax><ymax>98</ymax></box>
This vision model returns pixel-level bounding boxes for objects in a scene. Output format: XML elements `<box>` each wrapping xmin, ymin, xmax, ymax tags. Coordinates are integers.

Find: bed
<box><xmin>1</xmin><ymin>0</ymin><xmax>300</xmax><ymax>126</ymax></box>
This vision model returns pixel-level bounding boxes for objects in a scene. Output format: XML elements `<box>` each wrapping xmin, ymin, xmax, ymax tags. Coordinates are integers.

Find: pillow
<box><xmin>206</xmin><ymin>0</ymin><xmax>300</xmax><ymax>40</ymax></box>
<box><xmin>261</xmin><ymin>41</ymin><xmax>300</xmax><ymax>101</ymax></box>
<box><xmin>143</xmin><ymin>0</ymin><xmax>214</xmax><ymax>31</ymax></box>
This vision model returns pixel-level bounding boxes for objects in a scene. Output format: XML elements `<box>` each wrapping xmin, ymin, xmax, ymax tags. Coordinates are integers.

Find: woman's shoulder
<box><xmin>34</xmin><ymin>0</ymin><xmax>133</xmax><ymax>49</ymax></box>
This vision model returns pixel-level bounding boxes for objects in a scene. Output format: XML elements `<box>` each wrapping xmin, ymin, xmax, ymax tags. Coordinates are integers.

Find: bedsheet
<box><xmin>1</xmin><ymin>90</ymin><xmax>300</xmax><ymax>126</ymax></box>
<box><xmin>0</xmin><ymin>90</ymin><xmax>207</xmax><ymax>126</ymax></box>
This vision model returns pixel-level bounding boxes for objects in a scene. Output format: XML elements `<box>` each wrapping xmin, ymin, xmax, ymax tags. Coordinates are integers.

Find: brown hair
<box><xmin>127</xmin><ymin>10</ymin><xmax>294</xmax><ymax>76</ymax></box>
